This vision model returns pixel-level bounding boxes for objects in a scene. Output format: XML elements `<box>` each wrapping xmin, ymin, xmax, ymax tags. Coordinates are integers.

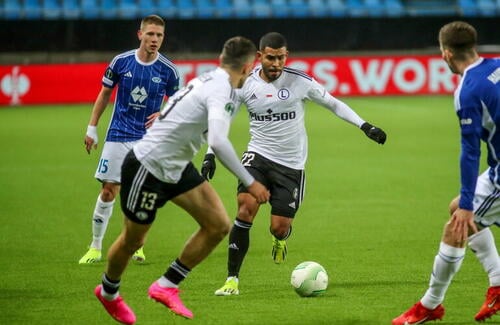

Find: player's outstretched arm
<box><xmin>361</xmin><ymin>122</ymin><xmax>387</xmax><ymax>144</ymax></box>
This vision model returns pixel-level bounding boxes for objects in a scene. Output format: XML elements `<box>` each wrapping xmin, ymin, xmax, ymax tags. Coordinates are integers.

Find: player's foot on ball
<box><xmin>132</xmin><ymin>247</ymin><xmax>146</xmax><ymax>263</ymax></box>
<box><xmin>475</xmin><ymin>286</ymin><xmax>500</xmax><ymax>321</ymax></box>
<box><xmin>214</xmin><ymin>277</ymin><xmax>239</xmax><ymax>296</ymax></box>
<box><xmin>272</xmin><ymin>236</ymin><xmax>287</xmax><ymax>264</ymax></box>
<box><xmin>79</xmin><ymin>247</ymin><xmax>102</xmax><ymax>264</ymax></box>
<box><xmin>94</xmin><ymin>285</ymin><xmax>136</xmax><ymax>325</ymax></box>
<box><xmin>148</xmin><ymin>281</ymin><xmax>193</xmax><ymax>319</ymax></box>
<box><xmin>392</xmin><ymin>301</ymin><xmax>444</xmax><ymax>325</ymax></box>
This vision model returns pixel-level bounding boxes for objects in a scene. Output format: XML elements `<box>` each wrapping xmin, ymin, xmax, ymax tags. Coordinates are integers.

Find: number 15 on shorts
<box><xmin>97</xmin><ymin>158</ymin><xmax>109</xmax><ymax>173</ymax></box>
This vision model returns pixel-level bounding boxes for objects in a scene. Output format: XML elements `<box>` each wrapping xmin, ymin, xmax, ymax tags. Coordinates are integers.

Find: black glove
<box><xmin>361</xmin><ymin>122</ymin><xmax>386</xmax><ymax>144</ymax></box>
<box><xmin>201</xmin><ymin>153</ymin><xmax>216</xmax><ymax>180</ymax></box>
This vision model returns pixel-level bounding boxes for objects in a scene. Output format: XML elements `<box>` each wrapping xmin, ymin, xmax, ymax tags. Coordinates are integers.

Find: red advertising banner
<box><xmin>0</xmin><ymin>54</ymin><xmax>498</xmax><ymax>106</ymax></box>
<box><xmin>288</xmin><ymin>55</ymin><xmax>462</xmax><ymax>96</ymax></box>
<box><xmin>0</xmin><ymin>63</ymin><xmax>107</xmax><ymax>106</ymax></box>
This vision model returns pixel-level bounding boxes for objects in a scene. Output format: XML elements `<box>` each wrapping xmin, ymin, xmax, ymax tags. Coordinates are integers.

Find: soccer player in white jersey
<box><xmin>202</xmin><ymin>32</ymin><xmax>387</xmax><ymax>296</ymax></box>
<box><xmin>393</xmin><ymin>21</ymin><xmax>500</xmax><ymax>325</ymax></box>
<box><xmin>93</xmin><ymin>36</ymin><xmax>269</xmax><ymax>324</ymax></box>
<box><xmin>79</xmin><ymin>15</ymin><xmax>179</xmax><ymax>265</ymax></box>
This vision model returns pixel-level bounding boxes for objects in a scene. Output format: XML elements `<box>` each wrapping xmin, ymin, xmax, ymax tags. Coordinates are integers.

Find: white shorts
<box><xmin>473</xmin><ymin>169</ymin><xmax>500</xmax><ymax>227</ymax></box>
<box><xmin>94</xmin><ymin>141</ymin><xmax>138</xmax><ymax>183</ymax></box>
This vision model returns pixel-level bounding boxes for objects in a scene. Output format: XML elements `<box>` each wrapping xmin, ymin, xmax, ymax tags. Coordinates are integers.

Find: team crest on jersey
<box><xmin>131</xmin><ymin>86</ymin><xmax>148</xmax><ymax>104</ymax></box>
<box><xmin>152</xmin><ymin>77</ymin><xmax>162</xmax><ymax>83</ymax></box>
<box><xmin>225</xmin><ymin>102</ymin><xmax>235</xmax><ymax>115</ymax></box>
<box><xmin>105</xmin><ymin>68</ymin><xmax>114</xmax><ymax>79</ymax></box>
<box><xmin>277</xmin><ymin>88</ymin><xmax>290</xmax><ymax>100</ymax></box>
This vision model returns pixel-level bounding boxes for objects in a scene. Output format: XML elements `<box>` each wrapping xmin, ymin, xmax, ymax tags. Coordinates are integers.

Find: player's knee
<box><xmin>237</xmin><ymin>195</ymin><xmax>259</xmax><ymax>221</ymax></box>
<box><xmin>271</xmin><ymin>224</ymin><xmax>290</xmax><ymax>239</ymax></box>
<box><xmin>441</xmin><ymin>218</ymin><xmax>467</xmax><ymax>247</ymax></box>
<box><xmin>206</xmin><ymin>215</ymin><xmax>231</xmax><ymax>241</ymax></box>
<box><xmin>449</xmin><ymin>197</ymin><xmax>459</xmax><ymax>215</ymax></box>
<box><xmin>218</xmin><ymin>217</ymin><xmax>231</xmax><ymax>237</ymax></box>
<box><xmin>101</xmin><ymin>184</ymin><xmax>118</xmax><ymax>202</ymax></box>
<box><xmin>237</xmin><ymin>205</ymin><xmax>257</xmax><ymax>222</ymax></box>
<box><xmin>441</xmin><ymin>222</ymin><xmax>453</xmax><ymax>244</ymax></box>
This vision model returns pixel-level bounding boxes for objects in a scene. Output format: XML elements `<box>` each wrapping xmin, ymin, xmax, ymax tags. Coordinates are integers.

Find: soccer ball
<box><xmin>290</xmin><ymin>261</ymin><xmax>328</xmax><ymax>297</ymax></box>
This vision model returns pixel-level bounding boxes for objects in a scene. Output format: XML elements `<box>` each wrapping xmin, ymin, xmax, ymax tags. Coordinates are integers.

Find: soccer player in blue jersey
<box><xmin>393</xmin><ymin>21</ymin><xmax>500</xmax><ymax>325</ymax></box>
<box><xmin>79</xmin><ymin>15</ymin><xmax>179</xmax><ymax>265</ymax></box>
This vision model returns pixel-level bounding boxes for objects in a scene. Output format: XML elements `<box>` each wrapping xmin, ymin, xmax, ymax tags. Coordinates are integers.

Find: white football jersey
<box><xmin>236</xmin><ymin>66</ymin><xmax>364</xmax><ymax>169</ymax></box>
<box><xmin>133</xmin><ymin>68</ymin><xmax>239</xmax><ymax>183</ymax></box>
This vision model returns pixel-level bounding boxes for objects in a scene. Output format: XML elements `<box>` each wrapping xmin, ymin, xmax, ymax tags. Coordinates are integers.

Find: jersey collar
<box><xmin>134</xmin><ymin>49</ymin><xmax>159</xmax><ymax>66</ymax></box>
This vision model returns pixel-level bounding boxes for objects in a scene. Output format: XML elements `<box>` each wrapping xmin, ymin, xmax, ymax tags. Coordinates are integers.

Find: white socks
<box><xmin>158</xmin><ymin>276</ymin><xmax>178</xmax><ymax>288</ymax></box>
<box><xmin>421</xmin><ymin>228</ymin><xmax>500</xmax><ymax>309</ymax></box>
<box><xmin>421</xmin><ymin>242</ymin><xmax>465</xmax><ymax>309</ymax></box>
<box><xmin>90</xmin><ymin>195</ymin><xmax>115</xmax><ymax>250</ymax></box>
<box><xmin>468</xmin><ymin>228</ymin><xmax>500</xmax><ymax>287</ymax></box>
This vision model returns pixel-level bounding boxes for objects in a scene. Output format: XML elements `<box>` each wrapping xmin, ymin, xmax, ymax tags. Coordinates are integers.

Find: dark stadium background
<box><xmin>1</xmin><ymin>1</ymin><xmax>499</xmax><ymax>64</ymax></box>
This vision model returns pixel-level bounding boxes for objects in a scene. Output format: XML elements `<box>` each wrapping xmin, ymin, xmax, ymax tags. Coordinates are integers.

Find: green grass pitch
<box><xmin>0</xmin><ymin>96</ymin><xmax>496</xmax><ymax>324</ymax></box>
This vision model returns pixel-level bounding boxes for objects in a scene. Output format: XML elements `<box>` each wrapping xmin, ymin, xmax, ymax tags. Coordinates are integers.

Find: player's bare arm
<box><xmin>84</xmin><ymin>86</ymin><xmax>113</xmax><ymax>154</ymax></box>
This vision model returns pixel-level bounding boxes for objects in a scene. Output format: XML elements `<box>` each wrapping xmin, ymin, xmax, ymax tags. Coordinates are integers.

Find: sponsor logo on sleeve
<box><xmin>460</xmin><ymin>118</ymin><xmax>473</xmax><ymax>125</ymax></box>
<box><xmin>225</xmin><ymin>102</ymin><xmax>235</xmax><ymax>115</ymax></box>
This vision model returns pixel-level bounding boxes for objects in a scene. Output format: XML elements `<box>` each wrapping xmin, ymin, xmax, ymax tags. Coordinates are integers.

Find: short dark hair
<box><xmin>141</xmin><ymin>15</ymin><xmax>165</xmax><ymax>30</ymax></box>
<box><xmin>220</xmin><ymin>36</ymin><xmax>257</xmax><ymax>70</ymax></box>
<box><xmin>259</xmin><ymin>32</ymin><xmax>287</xmax><ymax>51</ymax></box>
<box><xmin>439</xmin><ymin>21</ymin><xmax>477</xmax><ymax>60</ymax></box>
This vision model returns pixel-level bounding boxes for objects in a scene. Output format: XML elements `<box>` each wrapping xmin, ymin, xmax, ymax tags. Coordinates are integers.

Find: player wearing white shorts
<box><xmin>474</xmin><ymin>170</ymin><xmax>500</xmax><ymax>227</ymax></box>
<box><xmin>393</xmin><ymin>21</ymin><xmax>500</xmax><ymax>325</ymax></box>
<box><xmin>93</xmin><ymin>36</ymin><xmax>269</xmax><ymax>324</ymax></box>
<box><xmin>95</xmin><ymin>142</ymin><xmax>137</xmax><ymax>183</ymax></box>
<box><xmin>202</xmin><ymin>32</ymin><xmax>387</xmax><ymax>296</ymax></box>
<box><xmin>79</xmin><ymin>15</ymin><xmax>179</xmax><ymax>264</ymax></box>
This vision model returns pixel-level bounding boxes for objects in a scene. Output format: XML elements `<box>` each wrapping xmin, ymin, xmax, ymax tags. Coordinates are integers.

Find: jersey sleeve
<box><xmin>164</xmin><ymin>67</ymin><xmax>180</xmax><ymax>97</ymax></box>
<box><xmin>456</xmin><ymin>90</ymin><xmax>483</xmax><ymax>211</ymax></box>
<box><xmin>459</xmin><ymin>132</ymin><xmax>481</xmax><ymax>210</ymax></box>
<box><xmin>206</xmin><ymin>82</ymin><xmax>254</xmax><ymax>187</ymax></box>
<box><xmin>233</xmin><ymin>88</ymin><xmax>244</xmax><ymax>109</ymax></box>
<box><xmin>306</xmin><ymin>78</ymin><xmax>364</xmax><ymax>127</ymax></box>
<box><xmin>102</xmin><ymin>57</ymin><xmax>121</xmax><ymax>89</ymax></box>
<box><xmin>206</xmin><ymin>84</ymin><xmax>235</xmax><ymax>122</ymax></box>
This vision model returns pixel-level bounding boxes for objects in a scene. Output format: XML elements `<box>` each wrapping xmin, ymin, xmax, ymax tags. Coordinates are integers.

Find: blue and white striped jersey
<box><xmin>102</xmin><ymin>49</ymin><xmax>179</xmax><ymax>142</ymax></box>
<box><xmin>455</xmin><ymin>57</ymin><xmax>500</xmax><ymax>210</ymax></box>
